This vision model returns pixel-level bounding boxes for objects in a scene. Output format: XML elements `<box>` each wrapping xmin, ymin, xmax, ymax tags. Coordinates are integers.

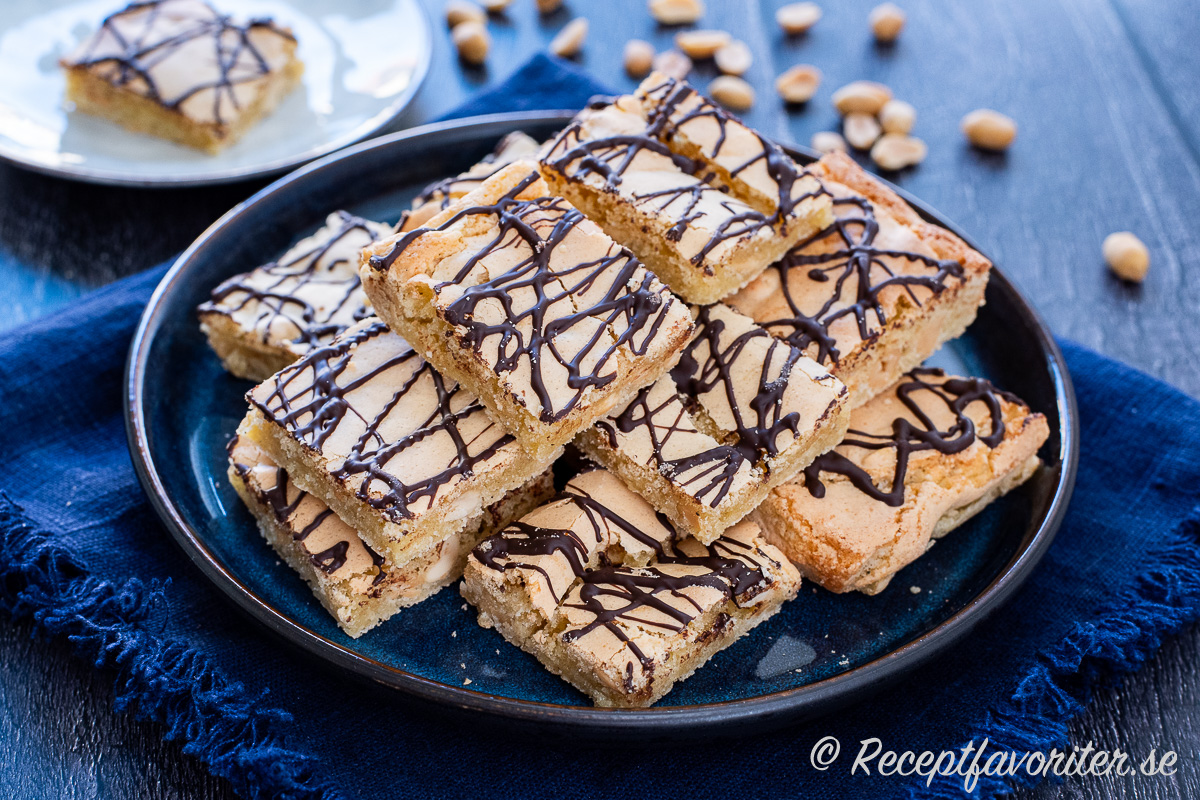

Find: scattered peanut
<box><xmin>550</xmin><ymin>17</ymin><xmax>588</xmax><ymax>57</ymax></box>
<box><xmin>652</xmin><ymin>49</ymin><xmax>693</xmax><ymax>80</ymax></box>
<box><xmin>843</xmin><ymin>112</ymin><xmax>882</xmax><ymax>150</ymax></box>
<box><xmin>536</xmin><ymin>0</ymin><xmax>563</xmax><ymax>13</ymax></box>
<box><xmin>452</xmin><ymin>20</ymin><xmax>490</xmax><ymax>64</ymax></box>
<box><xmin>445</xmin><ymin>0</ymin><xmax>486</xmax><ymax>27</ymax></box>
<box><xmin>869</xmin><ymin>3</ymin><xmax>906</xmax><ymax>42</ymax></box>
<box><xmin>675</xmin><ymin>29</ymin><xmax>730</xmax><ymax>59</ymax></box>
<box><xmin>481</xmin><ymin>0</ymin><xmax>511</xmax><ymax>11</ymax></box>
<box><xmin>832</xmin><ymin>80</ymin><xmax>892</xmax><ymax>115</ymax></box>
<box><xmin>961</xmin><ymin>109</ymin><xmax>1017</xmax><ymax>151</ymax></box>
<box><xmin>1103</xmin><ymin>232</ymin><xmax>1150</xmax><ymax>282</ymax></box>
<box><xmin>775</xmin><ymin>64</ymin><xmax>821</xmax><ymax>103</ymax></box>
<box><xmin>715</xmin><ymin>40</ymin><xmax>752</xmax><ymax>75</ymax></box>
<box><xmin>709</xmin><ymin>76</ymin><xmax>755</xmax><ymax>111</ymax></box>
<box><xmin>776</xmin><ymin>2</ymin><xmax>821</xmax><ymax>34</ymax></box>
<box><xmin>624</xmin><ymin>39</ymin><xmax>656</xmax><ymax>77</ymax></box>
<box><xmin>649</xmin><ymin>0</ymin><xmax>705</xmax><ymax>25</ymax></box>
<box><xmin>879</xmin><ymin>99</ymin><xmax>915</xmax><ymax>134</ymax></box>
<box><xmin>811</xmin><ymin>131</ymin><xmax>847</xmax><ymax>154</ymax></box>
<box><xmin>870</xmin><ymin>133</ymin><xmax>926</xmax><ymax>169</ymax></box>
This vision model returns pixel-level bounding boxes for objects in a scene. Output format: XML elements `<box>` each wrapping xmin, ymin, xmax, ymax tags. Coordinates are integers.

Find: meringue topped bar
<box><xmin>728</xmin><ymin>152</ymin><xmax>992</xmax><ymax>407</ymax></box>
<box><xmin>753</xmin><ymin>368</ymin><xmax>1049</xmax><ymax>594</ymax></box>
<box><xmin>228</xmin><ymin>435</ymin><xmax>553</xmax><ymax>637</ymax></box>
<box><xmin>540</xmin><ymin>77</ymin><xmax>832</xmax><ymax>305</ymax></box>
<box><xmin>60</xmin><ymin>0</ymin><xmax>304</xmax><ymax>153</ymax></box>
<box><xmin>199</xmin><ymin>211</ymin><xmax>392</xmax><ymax>381</ymax></box>
<box><xmin>360</xmin><ymin>163</ymin><xmax>694</xmax><ymax>461</ymax></box>
<box><xmin>578</xmin><ymin>302</ymin><xmax>849</xmax><ymax>543</ymax></box>
<box><xmin>461</xmin><ymin>469</ymin><xmax>801</xmax><ymax>707</ymax></box>
<box><xmin>242</xmin><ymin>318</ymin><xmax>561</xmax><ymax>567</ymax></box>
<box><xmin>400</xmin><ymin>132</ymin><xmax>542</xmax><ymax>232</ymax></box>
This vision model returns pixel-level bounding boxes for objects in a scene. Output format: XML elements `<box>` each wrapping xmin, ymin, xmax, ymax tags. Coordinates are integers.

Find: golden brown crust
<box><xmin>811</xmin><ymin>152</ymin><xmax>992</xmax><ymax>280</ymax></box>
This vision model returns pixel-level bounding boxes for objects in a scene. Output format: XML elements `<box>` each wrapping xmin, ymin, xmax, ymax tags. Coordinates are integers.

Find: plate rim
<box><xmin>125</xmin><ymin>110</ymin><xmax>1080</xmax><ymax>734</ymax></box>
<box><xmin>0</xmin><ymin>0</ymin><xmax>432</xmax><ymax>188</ymax></box>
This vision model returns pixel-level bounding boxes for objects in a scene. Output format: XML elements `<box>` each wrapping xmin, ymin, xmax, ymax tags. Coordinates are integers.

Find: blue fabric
<box><xmin>2</xmin><ymin>54</ymin><xmax>1199</xmax><ymax>800</ymax></box>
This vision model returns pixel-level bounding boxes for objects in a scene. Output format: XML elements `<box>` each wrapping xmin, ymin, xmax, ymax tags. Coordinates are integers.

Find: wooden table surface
<box><xmin>2</xmin><ymin>0</ymin><xmax>1198</xmax><ymax>797</ymax></box>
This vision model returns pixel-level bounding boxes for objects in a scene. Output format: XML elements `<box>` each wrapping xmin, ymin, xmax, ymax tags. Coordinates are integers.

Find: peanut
<box><xmin>452</xmin><ymin>21</ymin><xmax>490</xmax><ymax>64</ymax></box>
<box><xmin>869</xmin><ymin>3</ymin><xmax>906</xmax><ymax>42</ymax></box>
<box><xmin>832</xmin><ymin>80</ymin><xmax>892</xmax><ymax>115</ymax></box>
<box><xmin>652</xmin><ymin>49</ymin><xmax>693</xmax><ymax>80</ymax></box>
<box><xmin>481</xmin><ymin>0</ymin><xmax>511</xmax><ymax>11</ymax></box>
<box><xmin>536</xmin><ymin>0</ymin><xmax>563</xmax><ymax>13</ymax></box>
<box><xmin>1103</xmin><ymin>232</ymin><xmax>1150</xmax><ymax>282</ymax></box>
<box><xmin>445</xmin><ymin>0</ymin><xmax>486</xmax><ymax>27</ymax></box>
<box><xmin>715</xmin><ymin>40</ymin><xmax>752</xmax><ymax>75</ymax></box>
<box><xmin>649</xmin><ymin>0</ymin><xmax>704</xmax><ymax>25</ymax></box>
<box><xmin>709</xmin><ymin>76</ymin><xmax>755</xmax><ymax>111</ymax></box>
<box><xmin>624</xmin><ymin>40</ymin><xmax>656</xmax><ymax>77</ymax></box>
<box><xmin>879</xmin><ymin>99</ymin><xmax>915</xmax><ymax>134</ymax></box>
<box><xmin>811</xmin><ymin>131</ymin><xmax>847</xmax><ymax>155</ymax></box>
<box><xmin>775</xmin><ymin>64</ymin><xmax>821</xmax><ymax>103</ymax></box>
<box><xmin>870</xmin><ymin>133</ymin><xmax>926</xmax><ymax>169</ymax></box>
<box><xmin>675</xmin><ymin>30</ymin><xmax>730</xmax><ymax>59</ymax></box>
<box><xmin>550</xmin><ymin>17</ymin><xmax>588</xmax><ymax>57</ymax></box>
<box><xmin>961</xmin><ymin>109</ymin><xmax>1017</xmax><ymax>151</ymax></box>
<box><xmin>843</xmin><ymin>112</ymin><xmax>882</xmax><ymax>150</ymax></box>
<box><xmin>776</xmin><ymin>2</ymin><xmax>821</xmax><ymax>34</ymax></box>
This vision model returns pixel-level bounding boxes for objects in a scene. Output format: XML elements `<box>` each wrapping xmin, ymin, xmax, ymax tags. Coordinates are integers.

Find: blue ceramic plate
<box><xmin>125</xmin><ymin>112</ymin><xmax>1078</xmax><ymax>737</ymax></box>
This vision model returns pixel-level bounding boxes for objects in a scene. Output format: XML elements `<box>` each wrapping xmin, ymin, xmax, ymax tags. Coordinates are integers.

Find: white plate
<box><xmin>0</xmin><ymin>0</ymin><xmax>431</xmax><ymax>186</ymax></box>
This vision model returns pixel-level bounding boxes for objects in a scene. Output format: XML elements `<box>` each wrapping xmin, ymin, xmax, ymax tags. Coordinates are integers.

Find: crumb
<box><xmin>463</xmin><ymin>678</ymin><xmax>473</xmax><ymax>685</ymax></box>
<box><xmin>910</xmin><ymin>585</ymin><xmax>921</xmax><ymax>594</ymax></box>
<box><xmin>451</xmin><ymin>631</ymin><xmax>457</xmax><ymax>638</ymax></box>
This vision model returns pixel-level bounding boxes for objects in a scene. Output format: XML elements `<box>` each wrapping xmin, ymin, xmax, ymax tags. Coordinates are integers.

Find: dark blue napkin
<box><xmin>3</xmin><ymin>55</ymin><xmax>1199</xmax><ymax>800</ymax></box>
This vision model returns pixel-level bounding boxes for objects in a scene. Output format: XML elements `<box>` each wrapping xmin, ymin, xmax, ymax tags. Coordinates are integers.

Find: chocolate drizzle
<box><xmin>411</xmin><ymin>132</ymin><xmax>540</xmax><ymax>211</ymax></box>
<box><xmin>66</xmin><ymin>0</ymin><xmax>295</xmax><ymax>126</ymax></box>
<box><xmin>228</xmin><ymin>436</ymin><xmax>386</xmax><ymax>582</ymax></box>
<box><xmin>543</xmin><ymin>99</ymin><xmax>783</xmax><ymax>266</ymax></box>
<box><xmin>597</xmin><ymin>382</ymin><xmax>748</xmax><ymax>507</ymax></box>
<box><xmin>249</xmin><ymin>320</ymin><xmax>516</xmax><ymax>522</ymax></box>
<box><xmin>596</xmin><ymin>303</ymin><xmax>832</xmax><ymax>509</ymax></box>
<box><xmin>758</xmin><ymin>195</ymin><xmax>964</xmax><ymax>365</ymax></box>
<box><xmin>636</xmin><ymin>76</ymin><xmax>824</xmax><ymax>222</ymax></box>
<box><xmin>369</xmin><ymin>173</ymin><xmax>676</xmax><ymax>423</ymax></box>
<box><xmin>803</xmin><ymin>368</ymin><xmax>1012</xmax><ymax>506</ymax></box>
<box><xmin>201</xmin><ymin>211</ymin><xmax>384</xmax><ymax>352</ymax></box>
<box><xmin>473</xmin><ymin>474</ymin><xmax>778</xmax><ymax>674</ymax></box>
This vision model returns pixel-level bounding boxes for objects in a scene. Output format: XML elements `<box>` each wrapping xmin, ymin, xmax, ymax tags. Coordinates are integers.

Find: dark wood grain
<box><xmin>1</xmin><ymin>0</ymin><xmax>1197</xmax><ymax>798</ymax></box>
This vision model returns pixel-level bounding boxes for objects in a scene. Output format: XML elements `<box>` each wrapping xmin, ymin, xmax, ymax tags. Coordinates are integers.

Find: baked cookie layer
<box><xmin>60</xmin><ymin>0</ymin><xmax>304</xmax><ymax>153</ymax></box>
<box><xmin>228</xmin><ymin>434</ymin><xmax>553</xmax><ymax>637</ymax></box>
<box><xmin>360</xmin><ymin>163</ymin><xmax>694</xmax><ymax>461</ymax></box>
<box><xmin>243</xmin><ymin>318</ymin><xmax>560</xmax><ymax>566</ymax></box>
<box><xmin>727</xmin><ymin>152</ymin><xmax>991</xmax><ymax>407</ymax></box>
<box><xmin>752</xmin><ymin>368</ymin><xmax>1049</xmax><ymax>594</ymax></box>
<box><xmin>199</xmin><ymin>211</ymin><xmax>392</xmax><ymax>381</ymax></box>
<box><xmin>541</xmin><ymin>78</ymin><xmax>832</xmax><ymax>305</ymax></box>
<box><xmin>578</xmin><ymin>302</ymin><xmax>849</xmax><ymax>543</ymax></box>
<box><xmin>462</xmin><ymin>469</ymin><xmax>800</xmax><ymax>708</ymax></box>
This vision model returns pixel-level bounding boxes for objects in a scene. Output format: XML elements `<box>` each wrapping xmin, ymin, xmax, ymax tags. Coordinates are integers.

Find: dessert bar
<box><xmin>633</xmin><ymin>73</ymin><xmax>828</xmax><ymax>219</ymax></box>
<box><xmin>199</xmin><ymin>211</ymin><xmax>392</xmax><ymax>381</ymax></box>
<box><xmin>360</xmin><ymin>162</ymin><xmax>694</xmax><ymax>461</ymax></box>
<box><xmin>400</xmin><ymin>131</ymin><xmax>541</xmax><ymax>231</ymax></box>
<box><xmin>228</xmin><ymin>434</ymin><xmax>553</xmax><ymax>637</ymax></box>
<box><xmin>60</xmin><ymin>0</ymin><xmax>304</xmax><ymax>153</ymax></box>
<box><xmin>242</xmin><ymin>318</ymin><xmax>561</xmax><ymax>567</ymax></box>
<box><xmin>577</xmin><ymin>302</ymin><xmax>849</xmax><ymax>543</ymax></box>
<box><xmin>752</xmin><ymin>368</ymin><xmax>1049</xmax><ymax>594</ymax></box>
<box><xmin>728</xmin><ymin>152</ymin><xmax>992</xmax><ymax>407</ymax></box>
<box><xmin>540</xmin><ymin>80</ymin><xmax>832</xmax><ymax>304</ymax></box>
<box><xmin>462</xmin><ymin>469</ymin><xmax>801</xmax><ymax>708</ymax></box>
